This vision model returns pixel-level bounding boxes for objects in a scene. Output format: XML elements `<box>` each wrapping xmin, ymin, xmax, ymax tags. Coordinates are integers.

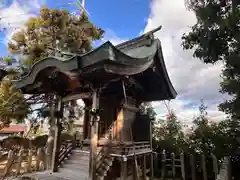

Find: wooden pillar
<box><xmin>132</xmin><ymin>157</ymin><xmax>136</xmax><ymax>180</ymax></box>
<box><xmin>180</xmin><ymin>152</ymin><xmax>186</xmax><ymax>180</ymax></box>
<box><xmin>161</xmin><ymin>150</ymin><xmax>166</xmax><ymax>179</ymax></box>
<box><xmin>83</xmin><ymin>100</ymin><xmax>91</xmax><ymax>140</ymax></box>
<box><xmin>88</xmin><ymin>91</ymin><xmax>100</xmax><ymax>180</ymax></box>
<box><xmin>149</xmin><ymin>119</ymin><xmax>154</xmax><ymax>180</ymax></box>
<box><xmin>121</xmin><ymin>155</ymin><xmax>128</xmax><ymax>180</ymax></box>
<box><xmin>52</xmin><ymin>98</ymin><xmax>64</xmax><ymax>172</ymax></box>
<box><xmin>141</xmin><ymin>154</ymin><xmax>147</xmax><ymax>180</ymax></box>
<box><xmin>190</xmin><ymin>154</ymin><xmax>196</xmax><ymax>180</ymax></box>
<box><xmin>201</xmin><ymin>154</ymin><xmax>207</xmax><ymax>180</ymax></box>
<box><xmin>227</xmin><ymin>157</ymin><xmax>232</xmax><ymax>180</ymax></box>
<box><xmin>171</xmin><ymin>153</ymin><xmax>176</xmax><ymax>179</ymax></box>
<box><xmin>211</xmin><ymin>153</ymin><xmax>218</xmax><ymax>179</ymax></box>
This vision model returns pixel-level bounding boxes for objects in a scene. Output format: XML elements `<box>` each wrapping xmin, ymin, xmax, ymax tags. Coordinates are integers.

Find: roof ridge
<box><xmin>116</xmin><ymin>26</ymin><xmax>162</xmax><ymax>50</ymax></box>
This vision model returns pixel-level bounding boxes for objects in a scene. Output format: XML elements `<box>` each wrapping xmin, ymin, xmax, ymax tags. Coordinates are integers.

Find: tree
<box><xmin>188</xmin><ymin>100</ymin><xmax>229</xmax><ymax>158</ymax></box>
<box><xmin>8</xmin><ymin>6</ymin><xmax>104</xmax><ymax>66</ymax></box>
<box><xmin>182</xmin><ymin>0</ymin><xmax>240</xmax><ymax>155</ymax></box>
<box><xmin>153</xmin><ymin>107</ymin><xmax>187</xmax><ymax>153</ymax></box>
<box><xmin>182</xmin><ymin>0</ymin><xmax>240</xmax><ymax>118</ymax></box>
<box><xmin>0</xmin><ymin>56</ymin><xmax>46</xmax><ymax>129</ymax></box>
<box><xmin>0</xmin><ymin>59</ymin><xmax>29</xmax><ymax>129</ymax></box>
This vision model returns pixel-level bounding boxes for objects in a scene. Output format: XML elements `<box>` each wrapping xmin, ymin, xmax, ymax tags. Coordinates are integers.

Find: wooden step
<box><xmin>56</xmin><ymin>168</ymin><xmax>88</xmax><ymax>180</ymax></box>
<box><xmin>62</xmin><ymin>163</ymin><xmax>89</xmax><ymax>170</ymax></box>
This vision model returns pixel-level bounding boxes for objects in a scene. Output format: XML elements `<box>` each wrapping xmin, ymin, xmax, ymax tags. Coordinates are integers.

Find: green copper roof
<box><xmin>12</xmin><ymin>26</ymin><xmax>177</xmax><ymax>101</ymax></box>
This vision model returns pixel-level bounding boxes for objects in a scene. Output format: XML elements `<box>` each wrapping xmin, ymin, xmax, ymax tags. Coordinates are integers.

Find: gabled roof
<box><xmin>12</xmin><ymin>26</ymin><xmax>177</xmax><ymax>101</ymax></box>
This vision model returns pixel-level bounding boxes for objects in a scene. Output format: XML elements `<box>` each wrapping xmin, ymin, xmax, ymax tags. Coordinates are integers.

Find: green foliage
<box><xmin>182</xmin><ymin>0</ymin><xmax>240</xmax><ymax>118</ymax></box>
<box><xmin>181</xmin><ymin>0</ymin><xmax>240</xmax><ymax>155</ymax></box>
<box><xmin>153</xmin><ymin>108</ymin><xmax>188</xmax><ymax>153</ymax></box>
<box><xmin>0</xmin><ymin>5</ymin><xmax>103</xmax><ymax>129</ymax></box>
<box><xmin>153</xmin><ymin>100</ymin><xmax>231</xmax><ymax>159</ymax></box>
<box><xmin>0</xmin><ymin>76</ymin><xmax>29</xmax><ymax>128</ymax></box>
<box><xmin>8</xmin><ymin>6</ymin><xmax>104</xmax><ymax>66</ymax></box>
<box><xmin>1</xmin><ymin>56</ymin><xmax>13</xmax><ymax>66</ymax></box>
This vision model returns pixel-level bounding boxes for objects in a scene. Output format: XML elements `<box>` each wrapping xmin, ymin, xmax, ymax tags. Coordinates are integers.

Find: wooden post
<box><xmin>227</xmin><ymin>157</ymin><xmax>232</xmax><ymax>180</ymax></box>
<box><xmin>141</xmin><ymin>154</ymin><xmax>147</xmax><ymax>180</ymax></box>
<box><xmin>36</xmin><ymin>148</ymin><xmax>42</xmax><ymax>171</ymax></box>
<box><xmin>161</xmin><ymin>150</ymin><xmax>166</xmax><ymax>179</ymax></box>
<box><xmin>89</xmin><ymin>90</ymin><xmax>100</xmax><ymax>180</ymax></box>
<box><xmin>153</xmin><ymin>152</ymin><xmax>158</xmax><ymax>173</ymax></box>
<box><xmin>42</xmin><ymin>148</ymin><xmax>47</xmax><ymax>170</ymax></box>
<box><xmin>180</xmin><ymin>152</ymin><xmax>186</xmax><ymax>180</ymax></box>
<box><xmin>52</xmin><ymin>98</ymin><xmax>64</xmax><ymax>172</ymax></box>
<box><xmin>201</xmin><ymin>154</ymin><xmax>207</xmax><ymax>180</ymax></box>
<box><xmin>4</xmin><ymin>150</ymin><xmax>14</xmax><ymax>176</ymax></box>
<box><xmin>27</xmin><ymin>149</ymin><xmax>33</xmax><ymax>172</ymax></box>
<box><xmin>15</xmin><ymin>148</ymin><xmax>24</xmax><ymax>175</ymax></box>
<box><xmin>190</xmin><ymin>154</ymin><xmax>196</xmax><ymax>180</ymax></box>
<box><xmin>45</xmin><ymin>147</ymin><xmax>51</xmax><ymax>170</ymax></box>
<box><xmin>132</xmin><ymin>157</ymin><xmax>136</xmax><ymax>180</ymax></box>
<box><xmin>171</xmin><ymin>153</ymin><xmax>176</xmax><ymax>179</ymax></box>
<box><xmin>121</xmin><ymin>155</ymin><xmax>127</xmax><ymax>180</ymax></box>
<box><xmin>39</xmin><ymin>147</ymin><xmax>46</xmax><ymax>170</ymax></box>
<box><xmin>134</xmin><ymin>155</ymin><xmax>140</xmax><ymax>180</ymax></box>
<box><xmin>149</xmin><ymin>119</ymin><xmax>154</xmax><ymax>180</ymax></box>
<box><xmin>211</xmin><ymin>153</ymin><xmax>218</xmax><ymax>179</ymax></box>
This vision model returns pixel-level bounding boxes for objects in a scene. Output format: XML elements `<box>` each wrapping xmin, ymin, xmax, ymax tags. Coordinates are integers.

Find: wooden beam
<box><xmin>62</xmin><ymin>92</ymin><xmax>91</xmax><ymax>102</ymax></box>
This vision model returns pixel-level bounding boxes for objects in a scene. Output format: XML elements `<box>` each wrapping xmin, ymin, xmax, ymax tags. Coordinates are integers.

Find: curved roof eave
<box><xmin>11</xmin><ymin>26</ymin><xmax>177</xmax><ymax>101</ymax></box>
<box><xmin>155</xmin><ymin>40</ymin><xmax>177</xmax><ymax>99</ymax></box>
<box><xmin>12</xmin><ymin>39</ymin><xmax>158</xmax><ymax>90</ymax></box>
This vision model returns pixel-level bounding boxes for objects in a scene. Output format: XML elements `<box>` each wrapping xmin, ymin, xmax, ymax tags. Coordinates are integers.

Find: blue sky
<box><xmin>0</xmin><ymin>0</ymin><xmax>151</xmax><ymax>56</ymax></box>
<box><xmin>0</xmin><ymin>0</ymin><xmax>227</xmax><ymax>124</ymax></box>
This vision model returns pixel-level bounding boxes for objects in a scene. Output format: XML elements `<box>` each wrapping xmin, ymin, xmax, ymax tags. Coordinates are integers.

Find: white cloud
<box><xmin>0</xmin><ymin>0</ymin><xmax>43</xmax><ymax>46</ymax></box>
<box><xmin>145</xmin><ymin>0</ymin><xmax>226</xmax><ymax>123</ymax></box>
<box><xmin>102</xmin><ymin>29</ymin><xmax>126</xmax><ymax>45</ymax></box>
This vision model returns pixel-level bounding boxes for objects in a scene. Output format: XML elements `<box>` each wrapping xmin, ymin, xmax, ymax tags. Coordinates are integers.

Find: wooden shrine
<box><xmin>11</xmin><ymin>26</ymin><xmax>177</xmax><ymax>180</ymax></box>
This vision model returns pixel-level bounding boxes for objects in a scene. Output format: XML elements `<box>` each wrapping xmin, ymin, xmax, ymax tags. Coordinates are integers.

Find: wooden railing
<box><xmin>0</xmin><ymin>141</ymin><xmax>73</xmax><ymax>177</ymax></box>
<box><xmin>0</xmin><ymin>148</ymin><xmax>51</xmax><ymax>177</ymax></box>
<box><xmin>105</xmin><ymin>141</ymin><xmax>151</xmax><ymax>155</ymax></box>
<box><xmin>95</xmin><ymin>123</ymin><xmax>119</xmax><ymax>179</ymax></box>
<box><xmin>57</xmin><ymin>142</ymin><xmax>73</xmax><ymax>167</ymax></box>
<box><xmin>153</xmin><ymin>150</ymin><xmax>222</xmax><ymax>180</ymax></box>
